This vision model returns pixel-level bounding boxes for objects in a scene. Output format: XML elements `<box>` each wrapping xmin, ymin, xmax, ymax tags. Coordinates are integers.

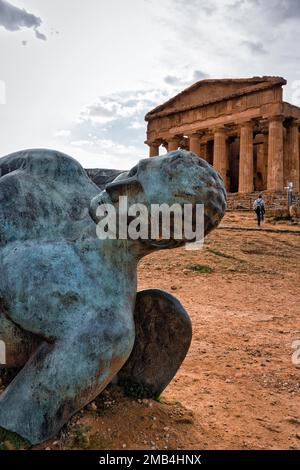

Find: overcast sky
<box><xmin>0</xmin><ymin>0</ymin><xmax>300</xmax><ymax>169</ymax></box>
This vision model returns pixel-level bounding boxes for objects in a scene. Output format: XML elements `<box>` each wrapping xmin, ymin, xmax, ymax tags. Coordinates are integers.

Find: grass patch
<box><xmin>74</xmin><ymin>425</ymin><xmax>91</xmax><ymax>448</ymax></box>
<box><xmin>155</xmin><ymin>394</ymin><xmax>165</xmax><ymax>403</ymax></box>
<box><xmin>0</xmin><ymin>427</ymin><xmax>30</xmax><ymax>450</ymax></box>
<box><xmin>186</xmin><ymin>264</ymin><xmax>213</xmax><ymax>274</ymax></box>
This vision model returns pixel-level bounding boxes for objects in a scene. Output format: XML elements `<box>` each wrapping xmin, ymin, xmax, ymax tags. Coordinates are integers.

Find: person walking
<box><xmin>253</xmin><ymin>195</ymin><xmax>265</xmax><ymax>226</ymax></box>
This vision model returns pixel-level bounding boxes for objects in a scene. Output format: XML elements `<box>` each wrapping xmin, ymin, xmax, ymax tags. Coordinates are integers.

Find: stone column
<box><xmin>285</xmin><ymin>120</ymin><xmax>300</xmax><ymax>191</ymax></box>
<box><xmin>168</xmin><ymin>136</ymin><xmax>180</xmax><ymax>151</ymax></box>
<box><xmin>213</xmin><ymin>127</ymin><xmax>227</xmax><ymax>183</ymax></box>
<box><xmin>283</xmin><ymin>126</ymin><xmax>289</xmax><ymax>184</ymax></box>
<box><xmin>267</xmin><ymin>116</ymin><xmax>284</xmax><ymax>191</ymax></box>
<box><xmin>149</xmin><ymin>143</ymin><xmax>159</xmax><ymax>157</ymax></box>
<box><xmin>239</xmin><ymin>121</ymin><xmax>254</xmax><ymax>193</ymax></box>
<box><xmin>189</xmin><ymin>133</ymin><xmax>201</xmax><ymax>156</ymax></box>
<box><xmin>262</xmin><ymin>131</ymin><xmax>269</xmax><ymax>189</ymax></box>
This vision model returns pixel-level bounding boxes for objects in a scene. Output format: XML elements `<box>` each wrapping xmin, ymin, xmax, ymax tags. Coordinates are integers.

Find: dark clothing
<box><xmin>253</xmin><ymin>198</ymin><xmax>265</xmax><ymax>226</ymax></box>
<box><xmin>255</xmin><ymin>206</ymin><xmax>264</xmax><ymax>226</ymax></box>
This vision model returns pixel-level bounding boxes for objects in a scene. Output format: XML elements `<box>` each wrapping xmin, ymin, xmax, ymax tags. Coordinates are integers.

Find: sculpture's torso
<box><xmin>0</xmin><ymin>239</ymin><xmax>137</xmax><ymax>341</ymax></box>
<box><xmin>0</xmin><ymin>149</ymin><xmax>137</xmax><ymax>359</ymax></box>
<box><xmin>0</xmin><ymin>147</ymin><xmax>226</xmax><ymax>445</ymax></box>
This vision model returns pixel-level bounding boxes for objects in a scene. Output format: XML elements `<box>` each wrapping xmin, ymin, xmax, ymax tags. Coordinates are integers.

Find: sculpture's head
<box><xmin>90</xmin><ymin>150</ymin><xmax>226</xmax><ymax>250</ymax></box>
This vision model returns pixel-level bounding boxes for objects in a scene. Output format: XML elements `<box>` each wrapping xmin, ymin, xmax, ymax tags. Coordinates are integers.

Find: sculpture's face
<box><xmin>90</xmin><ymin>150</ymin><xmax>226</xmax><ymax>248</ymax></box>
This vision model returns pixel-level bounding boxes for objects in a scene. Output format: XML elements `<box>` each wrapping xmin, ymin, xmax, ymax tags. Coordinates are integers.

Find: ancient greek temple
<box><xmin>145</xmin><ymin>77</ymin><xmax>300</xmax><ymax>193</ymax></box>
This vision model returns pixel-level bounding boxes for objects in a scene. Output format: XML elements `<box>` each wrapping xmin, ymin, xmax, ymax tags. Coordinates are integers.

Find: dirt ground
<box><xmin>1</xmin><ymin>211</ymin><xmax>300</xmax><ymax>450</ymax></box>
<box><xmin>136</xmin><ymin>211</ymin><xmax>300</xmax><ymax>450</ymax></box>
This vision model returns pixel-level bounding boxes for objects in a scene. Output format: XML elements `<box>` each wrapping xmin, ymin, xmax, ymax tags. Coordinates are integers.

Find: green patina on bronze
<box><xmin>0</xmin><ymin>148</ymin><xmax>226</xmax><ymax>444</ymax></box>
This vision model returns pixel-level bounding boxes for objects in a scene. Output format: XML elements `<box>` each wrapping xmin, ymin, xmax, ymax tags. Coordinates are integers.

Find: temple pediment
<box><xmin>145</xmin><ymin>76</ymin><xmax>286</xmax><ymax>120</ymax></box>
<box><xmin>145</xmin><ymin>75</ymin><xmax>300</xmax><ymax>194</ymax></box>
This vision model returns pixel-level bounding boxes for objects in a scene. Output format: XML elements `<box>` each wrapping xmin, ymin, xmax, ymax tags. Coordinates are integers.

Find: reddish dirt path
<box><xmin>137</xmin><ymin>212</ymin><xmax>300</xmax><ymax>449</ymax></box>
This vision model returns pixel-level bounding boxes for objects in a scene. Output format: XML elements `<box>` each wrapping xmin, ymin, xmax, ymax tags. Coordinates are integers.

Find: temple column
<box><xmin>213</xmin><ymin>127</ymin><xmax>227</xmax><ymax>184</ymax></box>
<box><xmin>262</xmin><ymin>131</ymin><xmax>269</xmax><ymax>189</ymax></box>
<box><xmin>239</xmin><ymin>121</ymin><xmax>254</xmax><ymax>193</ymax></box>
<box><xmin>285</xmin><ymin>119</ymin><xmax>300</xmax><ymax>191</ymax></box>
<box><xmin>267</xmin><ymin>116</ymin><xmax>284</xmax><ymax>191</ymax></box>
<box><xmin>283</xmin><ymin>126</ymin><xmax>289</xmax><ymax>184</ymax></box>
<box><xmin>168</xmin><ymin>136</ymin><xmax>180</xmax><ymax>151</ymax></box>
<box><xmin>149</xmin><ymin>142</ymin><xmax>159</xmax><ymax>157</ymax></box>
<box><xmin>189</xmin><ymin>133</ymin><xmax>201</xmax><ymax>156</ymax></box>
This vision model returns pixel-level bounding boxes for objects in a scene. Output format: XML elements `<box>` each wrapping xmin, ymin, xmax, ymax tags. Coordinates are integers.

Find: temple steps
<box><xmin>226</xmin><ymin>190</ymin><xmax>300</xmax><ymax>211</ymax></box>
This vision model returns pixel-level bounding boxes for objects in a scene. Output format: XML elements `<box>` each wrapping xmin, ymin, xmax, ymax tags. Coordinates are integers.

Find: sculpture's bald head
<box><xmin>90</xmin><ymin>150</ymin><xmax>226</xmax><ymax>247</ymax></box>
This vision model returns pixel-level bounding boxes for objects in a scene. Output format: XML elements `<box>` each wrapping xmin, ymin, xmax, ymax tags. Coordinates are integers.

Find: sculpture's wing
<box><xmin>117</xmin><ymin>289</ymin><xmax>192</xmax><ymax>399</ymax></box>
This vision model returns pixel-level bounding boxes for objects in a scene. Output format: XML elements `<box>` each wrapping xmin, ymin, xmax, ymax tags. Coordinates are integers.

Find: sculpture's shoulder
<box><xmin>0</xmin><ymin>149</ymin><xmax>99</xmax><ymax>246</ymax></box>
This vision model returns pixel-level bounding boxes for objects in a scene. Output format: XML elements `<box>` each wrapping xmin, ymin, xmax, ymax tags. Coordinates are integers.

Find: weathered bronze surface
<box><xmin>0</xmin><ymin>148</ymin><xmax>226</xmax><ymax>443</ymax></box>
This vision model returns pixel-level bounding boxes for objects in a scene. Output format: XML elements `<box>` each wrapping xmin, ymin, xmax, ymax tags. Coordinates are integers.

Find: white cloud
<box><xmin>54</xmin><ymin>129</ymin><xmax>71</xmax><ymax>137</ymax></box>
<box><xmin>54</xmin><ymin>85</ymin><xmax>180</xmax><ymax>168</ymax></box>
<box><xmin>164</xmin><ymin>70</ymin><xmax>210</xmax><ymax>87</ymax></box>
<box><xmin>130</xmin><ymin>121</ymin><xmax>145</xmax><ymax>129</ymax></box>
<box><xmin>159</xmin><ymin>0</ymin><xmax>300</xmax><ymax>101</ymax></box>
<box><xmin>57</xmin><ymin>70</ymin><xmax>210</xmax><ymax>168</ymax></box>
<box><xmin>70</xmin><ymin>139</ymin><xmax>93</xmax><ymax>147</ymax></box>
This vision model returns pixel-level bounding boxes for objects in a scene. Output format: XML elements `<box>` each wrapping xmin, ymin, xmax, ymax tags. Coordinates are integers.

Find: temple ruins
<box><xmin>145</xmin><ymin>77</ymin><xmax>300</xmax><ymax>194</ymax></box>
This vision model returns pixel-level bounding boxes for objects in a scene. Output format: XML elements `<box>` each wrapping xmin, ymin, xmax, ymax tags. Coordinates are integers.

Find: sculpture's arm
<box><xmin>0</xmin><ymin>309</ymin><xmax>134</xmax><ymax>444</ymax></box>
<box><xmin>117</xmin><ymin>289</ymin><xmax>192</xmax><ymax>399</ymax></box>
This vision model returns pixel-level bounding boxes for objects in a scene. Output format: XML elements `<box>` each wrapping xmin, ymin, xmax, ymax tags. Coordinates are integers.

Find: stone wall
<box><xmin>226</xmin><ymin>190</ymin><xmax>300</xmax><ymax>211</ymax></box>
